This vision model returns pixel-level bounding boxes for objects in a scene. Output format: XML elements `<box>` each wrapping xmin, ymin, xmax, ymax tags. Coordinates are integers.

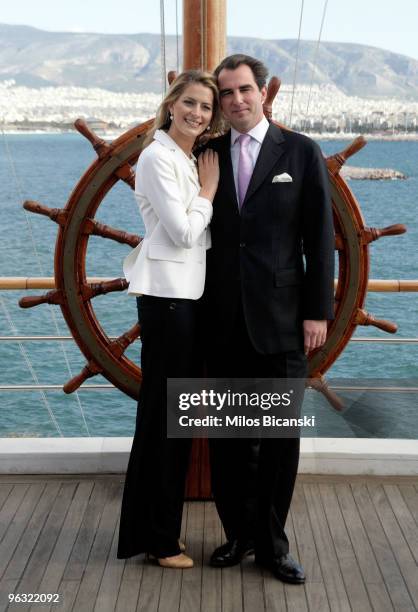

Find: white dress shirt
<box><xmin>230</xmin><ymin>116</ymin><xmax>270</xmax><ymax>201</ymax></box>
<box><xmin>123</xmin><ymin>129</ymin><xmax>212</xmax><ymax>299</ymax></box>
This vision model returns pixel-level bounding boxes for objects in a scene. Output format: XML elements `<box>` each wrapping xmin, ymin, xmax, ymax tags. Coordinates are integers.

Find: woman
<box><xmin>117</xmin><ymin>70</ymin><xmax>220</xmax><ymax>568</ymax></box>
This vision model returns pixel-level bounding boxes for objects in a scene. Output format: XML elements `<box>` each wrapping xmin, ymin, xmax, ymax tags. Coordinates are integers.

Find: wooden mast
<box><xmin>182</xmin><ymin>0</ymin><xmax>227</xmax><ymax>498</ymax></box>
<box><xmin>183</xmin><ymin>0</ymin><xmax>226</xmax><ymax>71</ymax></box>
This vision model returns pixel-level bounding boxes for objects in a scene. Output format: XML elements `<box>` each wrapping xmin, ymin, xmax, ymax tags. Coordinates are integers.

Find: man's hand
<box><xmin>303</xmin><ymin>320</ymin><xmax>328</xmax><ymax>355</ymax></box>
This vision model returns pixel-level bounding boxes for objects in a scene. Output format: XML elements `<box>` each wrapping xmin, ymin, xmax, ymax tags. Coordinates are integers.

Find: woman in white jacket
<box><xmin>117</xmin><ymin>71</ymin><xmax>220</xmax><ymax>568</ymax></box>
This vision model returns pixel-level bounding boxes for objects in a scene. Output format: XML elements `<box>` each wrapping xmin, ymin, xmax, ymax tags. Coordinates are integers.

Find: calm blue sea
<box><xmin>0</xmin><ymin>134</ymin><xmax>417</xmax><ymax>438</ymax></box>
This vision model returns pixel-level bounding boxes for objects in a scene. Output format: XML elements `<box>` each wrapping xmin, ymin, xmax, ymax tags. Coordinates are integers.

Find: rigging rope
<box><xmin>200</xmin><ymin>1</ymin><xmax>205</xmax><ymax>70</ymax></box>
<box><xmin>175</xmin><ymin>0</ymin><xmax>180</xmax><ymax>74</ymax></box>
<box><xmin>303</xmin><ymin>0</ymin><xmax>329</xmax><ymax>130</ymax></box>
<box><xmin>289</xmin><ymin>0</ymin><xmax>305</xmax><ymax>128</ymax></box>
<box><xmin>160</xmin><ymin>0</ymin><xmax>167</xmax><ymax>96</ymax></box>
<box><xmin>0</xmin><ymin>294</ymin><xmax>63</xmax><ymax>437</ymax></box>
<box><xmin>0</xmin><ymin>128</ymin><xmax>91</xmax><ymax>436</ymax></box>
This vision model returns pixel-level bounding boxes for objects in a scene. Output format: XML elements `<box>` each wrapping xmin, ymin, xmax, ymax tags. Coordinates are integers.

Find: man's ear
<box><xmin>260</xmin><ymin>85</ymin><xmax>267</xmax><ymax>104</ymax></box>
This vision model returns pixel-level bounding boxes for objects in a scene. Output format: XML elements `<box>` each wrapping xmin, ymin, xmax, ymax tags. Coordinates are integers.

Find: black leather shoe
<box><xmin>256</xmin><ymin>554</ymin><xmax>306</xmax><ymax>584</ymax></box>
<box><xmin>210</xmin><ymin>540</ymin><xmax>254</xmax><ymax>567</ymax></box>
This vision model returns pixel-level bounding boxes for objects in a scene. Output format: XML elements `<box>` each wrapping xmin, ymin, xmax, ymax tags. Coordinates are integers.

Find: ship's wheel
<box><xmin>19</xmin><ymin>75</ymin><xmax>406</xmax><ymax>493</ymax></box>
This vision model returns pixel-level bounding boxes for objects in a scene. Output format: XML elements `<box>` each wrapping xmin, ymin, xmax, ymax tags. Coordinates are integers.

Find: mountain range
<box><xmin>1</xmin><ymin>23</ymin><xmax>418</xmax><ymax>99</ymax></box>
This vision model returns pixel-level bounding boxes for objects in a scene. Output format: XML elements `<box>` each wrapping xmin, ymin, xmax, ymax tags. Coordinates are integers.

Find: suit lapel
<box><xmin>217</xmin><ymin>131</ymin><xmax>240</xmax><ymax>212</ymax></box>
<box><xmin>243</xmin><ymin>123</ymin><xmax>286</xmax><ymax>205</ymax></box>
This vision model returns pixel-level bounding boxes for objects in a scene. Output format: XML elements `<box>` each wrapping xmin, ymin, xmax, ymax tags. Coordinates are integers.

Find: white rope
<box><xmin>0</xmin><ymin>294</ymin><xmax>63</xmax><ymax>436</ymax></box>
<box><xmin>0</xmin><ymin>128</ymin><xmax>91</xmax><ymax>436</ymax></box>
<box><xmin>200</xmin><ymin>1</ymin><xmax>205</xmax><ymax>70</ymax></box>
<box><xmin>160</xmin><ymin>0</ymin><xmax>167</xmax><ymax>96</ymax></box>
<box><xmin>289</xmin><ymin>0</ymin><xmax>305</xmax><ymax>128</ymax></box>
<box><xmin>175</xmin><ymin>0</ymin><xmax>180</xmax><ymax>73</ymax></box>
<box><xmin>303</xmin><ymin>0</ymin><xmax>329</xmax><ymax>130</ymax></box>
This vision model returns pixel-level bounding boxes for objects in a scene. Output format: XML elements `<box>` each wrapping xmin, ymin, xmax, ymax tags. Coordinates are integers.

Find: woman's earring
<box><xmin>206</xmin><ymin>125</ymin><xmax>211</xmax><ymax>131</ymax></box>
<box><xmin>170</xmin><ymin>114</ymin><xmax>174</xmax><ymax>120</ymax></box>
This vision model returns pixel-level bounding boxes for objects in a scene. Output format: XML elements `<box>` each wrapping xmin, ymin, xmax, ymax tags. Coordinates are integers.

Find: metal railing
<box><xmin>0</xmin><ymin>384</ymin><xmax>114</xmax><ymax>390</ymax></box>
<box><xmin>0</xmin><ymin>334</ymin><xmax>417</xmax><ymax>393</ymax></box>
<box><xmin>1</xmin><ymin>276</ymin><xmax>418</xmax><ymax>393</ymax></box>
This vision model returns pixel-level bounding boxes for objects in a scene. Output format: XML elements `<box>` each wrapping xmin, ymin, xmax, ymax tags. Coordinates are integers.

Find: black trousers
<box><xmin>208</xmin><ymin>302</ymin><xmax>307</xmax><ymax>561</ymax></box>
<box><xmin>117</xmin><ymin>295</ymin><xmax>200</xmax><ymax>559</ymax></box>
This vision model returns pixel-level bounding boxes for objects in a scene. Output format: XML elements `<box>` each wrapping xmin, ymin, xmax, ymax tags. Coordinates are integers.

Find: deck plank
<box><xmin>0</xmin><ymin>485</ymin><xmax>29</xmax><ymax>543</ymax></box>
<box><xmin>1</xmin><ymin>474</ymin><xmax>418</xmax><ymax>612</ymax></box>
<box><xmin>153</xmin><ymin>510</ymin><xmax>192</xmax><ymax>612</ymax></box>
<box><xmin>1</xmin><ymin>482</ymin><xmax>60</xmax><ymax>582</ymax></box>
<box><xmin>318</xmin><ymin>483</ymin><xmax>373</xmax><ymax>612</ymax></box>
<box><xmin>94</xmin><ymin>518</ymin><xmax>126</xmax><ymax>612</ymax></box>
<box><xmin>71</xmin><ymin>481</ymin><xmax>122</xmax><ymax>612</ymax></box>
<box><xmin>114</xmin><ymin>558</ymin><xmax>143</xmax><ymax>612</ymax></box>
<box><xmin>221</xmin><ymin>564</ymin><xmax>243</xmax><ymax>612</ymax></box>
<box><xmin>368</xmin><ymin>482</ymin><xmax>418</xmax><ymax>605</ymax></box>
<box><xmin>30</xmin><ymin>481</ymin><xmax>95</xmax><ymax>612</ymax></box>
<box><xmin>201</xmin><ymin>501</ymin><xmax>222</xmax><ymax>612</ymax></box>
<box><xmin>156</xmin><ymin>565</ymin><xmax>182</xmax><ymax>612</ymax></box>
<box><xmin>352</xmin><ymin>482</ymin><xmax>416</xmax><ymax>611</ymax></box>
<box><xmin>62</xmin><ymin>479</ymin><xmax>110</xmax><ymax>583</ymax></box>
<box><xmin>384</xmin><ymin>484</ymin><xmax>418</xmax><ymax>563</ymax></box>
<box><xmin>241</xmin><ymin>557</ymin><xmax>265</xmax><ymax>612</ymax></box>
<box><xmin>0</xmin><ymin>579</ymin><xmax>19</xmax><ymax>612</ymax></box>
<box><xmin>303</xmin><ymin>583</ymin><xmax>330</xmax><ymax>612</ymax></box>
<box><xmin>57</xmin><ymin>580</ymin><xmax>80</xmax><ymax>612</ymax></box>
<box><xmin>179</xmin><ymin>501</ymin><xmax>204</xmax><ymax>612</ymax></box>
<box><xmin>262</xmin><ymin>572</ymin><xmax>287</xmax><ymax>612</ymax></box>
<box><xmin>303</xmin><ymin>483</ymin><xmax>351</xmax><ymax>611</ymax></box>
<box><xmin>156</xmin><ymin>502</ymin><xmax>189</xmax><ymax>612</ymax></box>
<box><xmin>158</xmin><ymin>492</ymin><xmax>190</xmax><ymax>611</ymax></box>
<box><xmin>57</xmin><ymin>481</ymin><xmax>112</xmax><ymax>612</ymax></box>
<box><xmin>0</xmin><ymin>483</ymin><xmax>45</xmax><ymax>578</ymax></box>
<box><xmin>283</xmin><ymin>511</ymin><xmax>308</xmax><ymax>612</ymax></box>
<box><xmin>0</xmin><ymin>482</ymin><xmax>61</xmax><ymax>612</ymax></box>
<box><xmin>0</xmin><ymin>485</ymin><xmax>13</xmax><ymax>513</ymax></box>
<box><xmin>11</xmin><ymin>482</ymin><xmax>77</xmax><ymax>611</ymax></box>
<box><xmin>399</xmin><ymin>484</ymin><xmax>418</xmax><ymax>526</ymax></box>
<box><xmin>290</xmin><ymin>483</ymin><xmax>323</xmax><ymax>583</ymax></box>
<box><xmin>334</xmin><ymin>483</ymin><xmax>394</xmax><ymax>611</ymax></box>
<box><xmin>135</xmin><ymin>562</ymin><xmax>163</xmax><ymax>612</ymax></box>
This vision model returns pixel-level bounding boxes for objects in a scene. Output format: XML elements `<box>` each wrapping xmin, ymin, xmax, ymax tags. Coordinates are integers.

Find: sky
<box><xmin>2</xmin><ymin>0</ymin><xmax>418</xmax><ymax>60</ymax></box>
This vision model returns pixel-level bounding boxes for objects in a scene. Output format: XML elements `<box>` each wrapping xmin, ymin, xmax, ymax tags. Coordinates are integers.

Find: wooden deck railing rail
<box><xmin>1</xmin><ymin>277</ymin><xmax>418</xmax><ymax>291</ymax></box>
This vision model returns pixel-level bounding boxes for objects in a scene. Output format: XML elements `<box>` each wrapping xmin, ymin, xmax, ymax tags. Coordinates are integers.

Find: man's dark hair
<box><xmin>214</xmin><ymin>54</ymin><xmax>269</xmax><ymax>90</ymax></box>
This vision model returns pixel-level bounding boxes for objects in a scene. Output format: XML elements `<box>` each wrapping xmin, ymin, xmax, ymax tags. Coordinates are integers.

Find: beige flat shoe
<box><xmin>157</xmin><ymin>553</ymin><xmax>194</xmax><ymax>569</ymax></box>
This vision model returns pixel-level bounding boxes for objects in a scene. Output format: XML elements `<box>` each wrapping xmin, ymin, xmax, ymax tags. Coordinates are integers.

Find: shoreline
<box><xmin>2</xmin><ymin>128</ymin><xmax>418</xmax><ymax>142</ymax></box>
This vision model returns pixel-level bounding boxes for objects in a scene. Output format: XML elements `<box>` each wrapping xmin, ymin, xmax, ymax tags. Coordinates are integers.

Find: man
<box><xmin>204</xmin><ymin>54</ymin><xmax>335</xmax><ymax>583</ymax></box>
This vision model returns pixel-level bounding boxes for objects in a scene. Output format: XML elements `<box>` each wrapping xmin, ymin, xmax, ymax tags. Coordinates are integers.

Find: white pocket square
<box><xmin>272</xmin><ymin>172</ymin><xmax>292</xmax><ymax>183</ymax></box>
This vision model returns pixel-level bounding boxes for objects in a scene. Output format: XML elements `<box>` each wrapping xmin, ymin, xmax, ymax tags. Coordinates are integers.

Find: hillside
<box><xmin>1</xmin><ymin>23</ymin><xmax>418</xmax><ymax>98</ymax></box>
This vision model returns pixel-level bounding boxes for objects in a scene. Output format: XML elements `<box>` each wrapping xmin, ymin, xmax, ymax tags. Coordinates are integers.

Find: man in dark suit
<box><xmin>204</xmin><ymin>54</ymin><xmax>335</xmax><ymax>583</ymax></box>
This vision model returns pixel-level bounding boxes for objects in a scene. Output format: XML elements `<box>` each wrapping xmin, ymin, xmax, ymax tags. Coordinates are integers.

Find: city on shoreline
<box><xmin>2</xmin><ymin>80</ymin><xmax>418</xmax><ymax>140</ymax></box>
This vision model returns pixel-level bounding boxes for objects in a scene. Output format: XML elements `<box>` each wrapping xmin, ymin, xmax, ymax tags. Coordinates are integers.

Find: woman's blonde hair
<box><xmin>142</xmin><ymin>70</ymin><xmax>222</xmax><ymax>148</ymax></box>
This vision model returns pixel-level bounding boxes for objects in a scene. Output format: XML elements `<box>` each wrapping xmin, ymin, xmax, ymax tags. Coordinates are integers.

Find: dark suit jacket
<box><xmin>204</xmin><ymin>122</ymin><xmax>335</xmax><ymax>354</ymax></box>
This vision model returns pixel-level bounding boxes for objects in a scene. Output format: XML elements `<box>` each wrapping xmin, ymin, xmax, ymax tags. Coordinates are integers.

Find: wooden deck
<box><xmin>0</xmin><ymin>474</ymin><xmax>417</xmax><ymax>612</ymax></box>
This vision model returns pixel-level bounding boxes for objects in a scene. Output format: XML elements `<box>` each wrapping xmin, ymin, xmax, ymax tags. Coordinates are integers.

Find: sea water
<box><xmin>0</xmin><ymin>134</ymin><xmax>417</xmax><ymax>437</ymax></box>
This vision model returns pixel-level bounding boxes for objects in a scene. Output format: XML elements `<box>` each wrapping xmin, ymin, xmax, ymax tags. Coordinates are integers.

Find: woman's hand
<box><xmin>198</xmin><ymin>149</ymin><xmax>219</xmax><ymax>202</ymax></box>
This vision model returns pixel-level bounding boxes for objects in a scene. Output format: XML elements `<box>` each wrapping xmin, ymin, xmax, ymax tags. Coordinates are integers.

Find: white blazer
<box><xmin>123</xmin><ymin>129</ymin><xmax>212</xmax><ymax>299</ymax></box>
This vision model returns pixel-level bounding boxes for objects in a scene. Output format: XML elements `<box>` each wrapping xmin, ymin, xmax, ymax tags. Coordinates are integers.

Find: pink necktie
<box><xmin>237</xmin><ymin>133</ymin><xmax>252</xmax><ymax>208</ymax></box>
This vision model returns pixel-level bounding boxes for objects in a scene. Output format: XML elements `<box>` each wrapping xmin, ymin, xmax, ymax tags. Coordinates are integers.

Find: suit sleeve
<box><xmin>136</xmin><ymin>148</ymin><xmax>212</xmax><ymax>249</ymax></box>
<box><xmin>301</xmin><ymin>142</ymin><xmax>335</xmax><ymax>320</ymax></box>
